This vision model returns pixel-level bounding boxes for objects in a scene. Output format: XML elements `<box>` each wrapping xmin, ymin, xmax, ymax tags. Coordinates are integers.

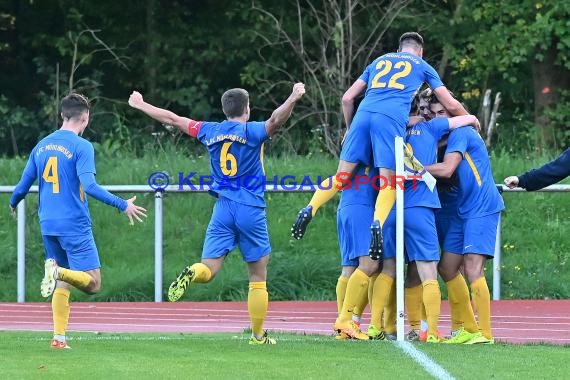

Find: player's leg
<box><xmin>335</xmin><ymin>205</ymin><xmax>377</xmax><ymax>340</ymax></box>
<box><xmin>336</xmin><ymin>266</ymin><xmax>354</xmax><ymax>316</ymax></box>
<box><xmin>404</xmin><ymin>262</ymin><xmax>423</xmax><ymax>341</ymax></box>
<box><xmin>291</xmin><ymin>112</ymin><xmax>372</xmax><ymax>240</ymax></box>
<box><xmin>369</xmin><ymin>114</ymin><xmax>406</xmax><ymax>258</ymax></box>
<box><xmin>168</xmin><ymin>198</ymin><xmax>236</xmax><ymax>301</ymax></box>
<box><xmin>236</xmin><ymin>202</ymin><xmax>275</xmax><ymax>345</ymax></box>
<box><xmin>463</xmin><ymin>213</ymin><xmax>500</xmax><ymax>344</ymax></box>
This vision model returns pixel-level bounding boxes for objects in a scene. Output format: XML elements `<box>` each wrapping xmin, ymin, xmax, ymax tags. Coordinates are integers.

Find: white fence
<box><xmin>1</xmin><ymin>183</ymin><xmax>569</xmax><ymax>304</ymax></box>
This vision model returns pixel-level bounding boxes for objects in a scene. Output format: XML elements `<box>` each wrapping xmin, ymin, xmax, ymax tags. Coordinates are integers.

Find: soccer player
<box><xmin>369</xmin><ymin>98</ymin><xmax>480</xmax><ymax>343</ymax></box>
<box><xmin>9</xmin><ymin>93</ymin><xmax>147</xmax><ymax>349</ymax></box>
<box><xmin>128</xmin><ymin>83</ymin><xmax>305</xmax><ymax>345</ymax></box>
<box><xmin>426</xmin><ymin>96</ymin><xmax>505</xmax><ymax>344</ymax></box>
<box><xmin>504</xmin><ymin>147</ymin><xmax>570</xmax><ymax>190</ymax></box>
<box><xmin>334</xmin><ymin>163</ymin><xmax>380</xmax><ymax>340</ymax></box>
<box><xmin>292</xmin><ymin>32</ymin><xmax>468</xmax><ymax>262</ymax></box>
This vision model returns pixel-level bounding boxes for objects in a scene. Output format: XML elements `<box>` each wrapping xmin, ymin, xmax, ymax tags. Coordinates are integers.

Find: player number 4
<box><xmin>42</xmin><ymin>156</ymin><xmax>60</xmax><ymax>193</ymax></box>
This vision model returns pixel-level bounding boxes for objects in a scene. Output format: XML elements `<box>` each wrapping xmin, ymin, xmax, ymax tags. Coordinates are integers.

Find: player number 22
<box><xmin>221</xmin><ymin>142</ymin><xmax>238</xmax><ymax>176</ymax></box>
<box><xmin>42</xmin><ymin>156</ymin><xmax>60</xmax><ymax>193</ymax></box>
<box><xmin>371</xmin><ymin>60</ymin><xmax>412</xmax><ymax>90</ymax></box>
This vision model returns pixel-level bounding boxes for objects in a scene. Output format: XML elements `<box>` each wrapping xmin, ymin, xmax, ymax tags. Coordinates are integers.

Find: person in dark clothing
<box><xmin>504</xmin><ymin>148</ymin><xmax>570</xmax><ymax>191</ymax></box>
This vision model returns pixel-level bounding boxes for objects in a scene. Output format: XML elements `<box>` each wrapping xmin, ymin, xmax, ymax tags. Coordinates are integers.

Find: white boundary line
<box><xmin>394</xmin><ymin>341</ymin><xmax>455</xmax><ymax>380</ymax></box>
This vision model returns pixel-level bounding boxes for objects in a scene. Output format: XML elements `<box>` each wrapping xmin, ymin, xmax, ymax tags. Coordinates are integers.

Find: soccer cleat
<box><xmin>406</xmin><ymin>329</ymin><xmax>421</xmax><ymax>342</ymax></box>
<box><xmin>291</xmin><ymin>205</ymin><xmax>313</xmax><ymax>240</ymax></box>
<box><xmin>420</xmin><ymin>329</ymin><xmax>445</xmax><ymax>342</ymax></box>
<box><xmin>385</xmin><ymin>333</ymin><xmax>397</xmax><ymax>341</ymax></box>
<box><xmin>335</xmin><ymin>331</ymin><xmax>351</xmax><ymax>340</ymax></box>
<box><xmin>50</xmin><ymin>339</ymin><xmax>71</xmax><ymax>349</ymax></box>
<box><xmin>426</xmin><ymin>334</ymin><xmax>446</xmax><ymax>343</ymax></box>
<box><xmin>369</xmin><ymin>220</ymin><xmax>383</xmax><ymax>261</ymax></box>
<box><xmin>40</xmin><ymin>259</ymin><xmax>58</xmax><ymax>298</ymax></box>
<box><xmin>464</xmin><ymin>333</ymin><xmax>494</xmax><ymax>345</ymax></box>
<box><xmin>367</xmin><ymin>324</ymin><xmax>386</xmax><ymax>340</ymax></box>
<box><xmin>334</xmin><ymin>320</ymin><xmax>370</xmax><ymax>340</ymax></box>
<box><xmin>442</xmin><ymin>327</ymin><xmax>479</xmax><ymax>344</ymax></box>
<box><xmin>168</xmin><ymin>266</ymin><xmax>195</xmax><ymax>302</ymax></box>
<box><xmin>249</xmin><ymin>331</ymin><xmax>277</xmax><ymax>345</ymax></box>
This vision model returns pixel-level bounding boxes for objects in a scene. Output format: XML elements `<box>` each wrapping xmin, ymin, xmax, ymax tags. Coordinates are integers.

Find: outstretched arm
<box><xmin>265</xmin><ymin>83</ymin><xmax>305</xmax><ymax>137</ymax></box>
<box><xmin>505</xmin><ymin>148</ymin><xmax>570</xmax><ymax>190</ymax></box>
<box><xmin>426</xmin><ymin>152</ymin><xmax>462</xmax><ymax>179</ymax></box>
<box><xmin>128</xmin><ymin>91</ymin><xmax>195</xmax><ymax>136</ymax></box>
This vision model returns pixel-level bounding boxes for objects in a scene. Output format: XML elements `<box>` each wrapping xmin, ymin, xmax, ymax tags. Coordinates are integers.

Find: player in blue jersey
<box><xmin>334</xmin><ymin>163</ymin><xmax>380</xmax><ymax>340</ymax></box>
<box><xmin>128</xmin><ymin>83</ymin><xmax>305</xmax><ymax>345</ymax></box>
<box><xmin>369</xmin><ymin>96</ymin><xmax>479</xmax><ymax>343</ymax></box>
<box><xmin>9</xmin><ymin>93</ymin><xmax>147</xmax><ymax>349</ymax></box>
<box><xmin>426</xmin><ymin>96</ymin><xmax>505</xmax><ymax>344</ymax></box>
<box><xmin>292</xmin><ymin>32</ymin><xmax>468</xmax><ymax>261</ymax></box>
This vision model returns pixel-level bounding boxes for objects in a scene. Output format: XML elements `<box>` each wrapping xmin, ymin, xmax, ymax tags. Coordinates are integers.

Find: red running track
<box><xmin>1</xmin><ymin>300</ymin><xmax>569</xmax><ymax>345</ymax></box>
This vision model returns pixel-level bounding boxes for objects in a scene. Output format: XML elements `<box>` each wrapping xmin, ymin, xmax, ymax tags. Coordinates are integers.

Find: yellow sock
<box><xmin>248</xmin><ymin>282</ymin><xmax>268</xmax><ymax>338</ymax></box>
<box><xmin>446</xmin><ymin>273</ymin><xmax>478</xmax><ymax>333</ymax></box>
<box><xmin>308</xmin><ymin>176</ymin><xmax>344</xmax><ymax>216</ymax></box>
<box><xmin>383</xmin><ymin>280</ymin><xmax>396</xmax><ymax>334</ymax></box>
<box><xmin>368</xmin><ymin>273</ymin><xmax>379</xmax><ymax>307</ymax></box>
<box><xmin>373</xmin><ymin>187</ymin><xmax>396</xmax><ymax>226</ymax></box>
<box><xmin>422</xmin><ymin>280</ymin><xmax>441</xmax><ymax>336</ymax></box>
<box><xmin>57</xmin><ymin>268</ymin><xmax>91</xmax><ymax>289</ymax></box>
<box><xmin>338</xmin><ymin>269</ymin><xmax>369</xmax><ymax>323</ymax></box>
<box><xmin>52</xmin><ymin>288</ymin><xmax>70</xmax><ymax>336</ymax></box>
<box><xmin>405</xmin><ymin>284</ymin><xmax>422</xmax><ymax>331</ymax></box>
<box><xmin>370</xmin><ymin>273</ymin><xmax>394</xmax><ymax>328</ymax></box>
<box><xmin>471</xmin><ymin>277</ymin><xmax>493</xmax><ymax>339</ymax></box>
<box><xmin>335</xmin><ymin>276</ymin><xmax>349</xmax><ymax>315</ymax></box>
<box><xmin>190</xmin><ymin>263</ymin><xmax>212</xmax><ymax>283</ymax></box>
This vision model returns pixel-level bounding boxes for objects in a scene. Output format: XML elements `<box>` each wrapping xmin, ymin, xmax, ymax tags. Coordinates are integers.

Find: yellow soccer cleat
<box><xmin>367</xmin><ymin>324</ymin><xmax>386</xmax><ymax>340</ymax></box>
<box><xmin>334</xmin><ymin>320</ymin><xmax>370</xmax><ymax>340</ymax></box>
<box><xmin>167</xmin><ymin>266</ymin><xmax>194</xmax><ymax>302</ymax></box>
<box><xmin>249</xmin><ymin>331</ymin><xmax>277</xmax><ymax>345</ymax></box>
<box><xmin>464</xmin><ymin>333</ymin><xmax>494</xmax><ymax>345</ymax></box>
<box><xmin>442</xmin><ymin>327</ymin><xmax>479</xmax><ymax>344</ymax></box>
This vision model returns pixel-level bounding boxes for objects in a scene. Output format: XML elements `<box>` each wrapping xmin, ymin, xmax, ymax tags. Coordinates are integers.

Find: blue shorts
<box><xmin>202</xmin><ymin>197</ymin><xmax>271</xmax><ymax>263</ymax></box>
<box><xmin>383</xmin><ymin>206</ymin><xmax>439</xmax><ymax>262</ymax></box>
<box><xmin>340</xmin><ymin>111</ymin><xmax>373</xmax><ymax>166</ymax></box>
<box><xmin>337</xmin><ymin>204</ymin><xmax>374</xmax><ymax>267</ymax></box>
<box><xmin>438</xmin><ymin>212</ymin><xmax>500</xmax><ymax>258</ymax></box>
<box><xmin>435</xmin><ymin>207</ymin><xmax>462</xmax><ymax>251</ymax></box>
<box><xmin>42</xmin><ymin>233</ymin><xmax>100</xmax><ymax>271</ymax></box>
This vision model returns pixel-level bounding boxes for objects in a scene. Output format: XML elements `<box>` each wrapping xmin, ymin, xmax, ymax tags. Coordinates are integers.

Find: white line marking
<box><xmin>394</xmin><ymin>341</ymin><xmax>455</xmax><ymax>380</ymax></box>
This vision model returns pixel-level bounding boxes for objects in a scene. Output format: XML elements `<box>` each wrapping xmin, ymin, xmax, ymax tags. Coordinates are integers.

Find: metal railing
<box><xmin>1</xmin><ymin>183</ymin><xmax>569</xmax><ymax>303</ymax></box>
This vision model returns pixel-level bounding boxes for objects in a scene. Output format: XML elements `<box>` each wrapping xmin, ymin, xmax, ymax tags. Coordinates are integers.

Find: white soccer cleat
<box><xmin>40</xmin><ymin>259</ymin><xmax>58</xmax><ymax>298</ymax></box>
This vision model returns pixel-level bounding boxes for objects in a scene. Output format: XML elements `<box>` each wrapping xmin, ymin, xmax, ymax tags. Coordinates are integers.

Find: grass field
<box><xmin>2</xmin><ymin>331</ymin><xmax>569</xmax><ymax>379</ymax></box>
<box><xmin>1</xmin><ymin>148</ymin><xmax>569</xmax><ymax>301</ymax></box>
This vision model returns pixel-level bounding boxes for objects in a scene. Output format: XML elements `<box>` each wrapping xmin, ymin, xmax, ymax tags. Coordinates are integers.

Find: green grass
<box><xmin>0</xmin><ymin>148</ymin><xmax>569</xmax><ymax>301</ymax></box>
<box><xmin>2</xmin><ymin>331</ymin><xmax>568</xmax><ymax>379</ymax></box>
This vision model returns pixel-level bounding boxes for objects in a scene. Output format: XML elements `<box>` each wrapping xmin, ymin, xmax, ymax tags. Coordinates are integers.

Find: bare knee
<box><xmin>85</xmin><ymin>278</ymin><xmax>101</xmax><ymax>294</ymax></box>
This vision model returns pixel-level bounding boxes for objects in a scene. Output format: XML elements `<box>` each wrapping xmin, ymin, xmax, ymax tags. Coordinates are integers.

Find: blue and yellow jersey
<box><xmin>338</xmin><ymin>163</ymin><xmax>378</xmax><ymax>209</ymax></box>
<box><xmin>404</xmin><ymin>118</ymin><xmax>450</xmax><ymax>209</ymax></box>
<box><xmin>197</xmin><ymin>120</ymin><xmax>269</xmax><ymax>207</ymax></box>
<box><xmin>357</xmin><ymin>52</ymin><xmax>444</xmax><ymax>126</ymax></box>
<box><xmin>26</xmin><ymin>130</ymin><xmax>94</xmax><ymax>235</ymax></box>
<box><xmin>445</xmin><ymin>127</ymin><xmax>505</xmax><ymax>218</ymax></box>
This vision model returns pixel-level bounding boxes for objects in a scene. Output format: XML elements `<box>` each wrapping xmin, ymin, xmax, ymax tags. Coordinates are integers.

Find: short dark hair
<box><xmin>399</xmin><ymin>32</ymin><xmax>424</xmax><ymax>50</ymax></box>
<box><xmin>60</xmin><ymin>93</ymin><xmax>90</xmax><ymax>120</ymax></box>
<box><xmin>221</xmin><ymin>88</ymin><xmax>249</xmax><ymax>118</ymax></box>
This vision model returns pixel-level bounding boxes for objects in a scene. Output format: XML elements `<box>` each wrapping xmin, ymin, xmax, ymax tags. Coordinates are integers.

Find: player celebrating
<box><xmin>292</xmin><ymin>32</ymin><xmax>468</xmax><ymax>263</ymax></box>
<box><xmin>10</xmin><ymin>93</ymin><xmax>147</xmax><ymax>349</ymax></box>
<box><xmin>129</xmin><ymin>83</ymin><xmax>305</xmax><ymax>345</ymax></box>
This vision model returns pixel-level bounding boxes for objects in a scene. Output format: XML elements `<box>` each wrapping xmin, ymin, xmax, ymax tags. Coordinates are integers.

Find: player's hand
<box><xmin>128</xmin><ymin>91</ymin><xmax>145</xmax><ymax>109</ymax></box>
<box><xmin>124</xmin><ymin>196</ymin><xmax>148</xmax><ymax>225</ymax></box>
<box><xmin>9</xmin><ymin>205</ymin><xmax>16</xmax><ymax>219</ymax></box>
<box><xmin>503</xmin><ymin>176</ymin><xmax>519</xmax><ymax>189</ymax></box>
<box><xmin>290</xmin><ymin>83</ymin><xmax>305</xmax><ymax>102</ymax></box>
<box><xmin>473</xmin><ymin>117</ymin><xmax>481</xmax><ymax>132</ymax></box>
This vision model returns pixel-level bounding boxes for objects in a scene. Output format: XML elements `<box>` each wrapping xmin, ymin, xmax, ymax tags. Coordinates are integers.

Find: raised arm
<box><xmin>342</xmin><ymin>79</ymin><xmax>367</xmax><ymax>128</ymax></box>
<box><xmin>265</xmin><ymin>83</ymin><xmax>305</xmax><ymax>137</ymax></box>
<box><xmin>128</xmin><ymin>91</ymin><xmax>193</xmax><ymax>135</ymax></box>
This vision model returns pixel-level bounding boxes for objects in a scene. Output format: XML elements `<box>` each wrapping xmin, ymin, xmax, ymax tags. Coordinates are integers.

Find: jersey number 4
<box><xmin>371</xmin><ymin>60</ymin><xmax>412</xmax><ymax>90</ymax></box>
<box><xmin>42</xmin><ymin>156</ymin><xmax>60</xmax><ymax>193</ymax></box>
<box><xmin>221</xmin><ymin>142</ymin><xmax>238</xmax><ymax>176</ymax></box>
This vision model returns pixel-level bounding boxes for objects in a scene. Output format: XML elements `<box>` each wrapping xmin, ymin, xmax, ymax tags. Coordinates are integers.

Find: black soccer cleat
<box><xmin>369</xmin><ymin>220</ymin><xmax>384</xmax><ymax>261</ymax></box>
<box><xmin>291</xmin><ymin>205</ymin><xmax>313</xmax><ymax>240</ymax></box>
